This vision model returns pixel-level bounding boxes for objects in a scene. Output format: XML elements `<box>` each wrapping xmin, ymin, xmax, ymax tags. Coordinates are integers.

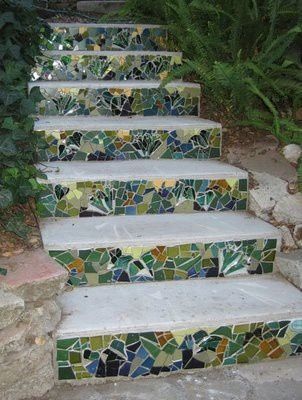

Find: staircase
<box><xmin>31</xmin><ymin>23</ymin><xmax>302</xmax><ymax>383</ymax></box>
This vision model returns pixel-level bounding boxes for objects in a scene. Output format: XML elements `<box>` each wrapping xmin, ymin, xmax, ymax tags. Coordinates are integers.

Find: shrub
<box><xmin>120</xmin><ymin>0</ymin><xmax>302</xmax><ymax>145</ymax></box>
<box><xmin>0</xmin><ymin>0</ymin><xmax>50</xmax><ymax>237</ymax></box>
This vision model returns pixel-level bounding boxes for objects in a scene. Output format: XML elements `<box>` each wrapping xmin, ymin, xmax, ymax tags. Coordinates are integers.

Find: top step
<box><xmin>43</xmin><ymin>24</ymin><xmax>168</xmax><ymax>52</ymax></box>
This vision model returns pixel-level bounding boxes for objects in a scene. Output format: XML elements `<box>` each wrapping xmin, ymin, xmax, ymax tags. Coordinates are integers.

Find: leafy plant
<box><xmin>120</xmin><ymin>0</ymin><xmax>302</xmax><ymax>145</ymax></box>
<box><xmin>0</xmin><ymin>0</ymin><xmax>50</xmax><ymax>237</ymax></box>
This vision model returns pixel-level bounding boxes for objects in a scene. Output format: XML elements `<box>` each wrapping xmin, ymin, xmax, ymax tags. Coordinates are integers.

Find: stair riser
<box><xmin>44</xmin><ymin>26</ymin><xmax>168</xmax><ymax>52</ymax></box>
<box><xmin>36</xmin><ymin>127</ymin><xmax>221</xmax><ymax>161</ymax></box>
<box><xmin>34</xmin><ymin>86</ymin><xmax>200</xmax><ymax>117</ymax></box>
<box><xmin>32</xmin><ymin>54</ymin><xmax>182</xmax><ymax>81</ymax></box>
<box><xmin>49</xmin><ymin>238</ymin><xmax>277</xmax><ymax>286</ymax></box>
<box><xmin>56</xmin><ymin>318</ymin><xmax>302</xmax><ymax>381</ymax></box>
<box><xmin>37</xmin><ymin>178</ymin><xmax>248</xmax><ymax>218</ymax></box>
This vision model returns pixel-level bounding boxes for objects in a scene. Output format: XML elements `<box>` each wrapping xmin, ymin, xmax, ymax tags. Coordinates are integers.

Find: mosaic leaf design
<box><xmin>56</xmin><ymin>319</ymin><xmax>302</xmax><ymax>380</ymax></box>
<box><xmin>42</xmin><ymin>26</ymin><xmax>168</xmax><ymax>51</ymax></box>
<box><xmin>32</xmin><ymin>54</ymin><xmax>182</xmax><ymax>81</ymax></box>
<box><xmin>37</xmin><ymin>178</ymin><xmax>248</xmax><ymax>218</ymax></box>
<box><xmin>36</xmin><ymin>127</ymin><xmax>221</xmax><ymax>161</ymax></box>
<box><xmin>49</xmin><ymin>238</ymin><xmax>277</xmax><ymax>286</ymax></box>
<box><xmin>35</xmin><ymin>86</ymin><xmax>200</xmax><ymax>117</ymax></box>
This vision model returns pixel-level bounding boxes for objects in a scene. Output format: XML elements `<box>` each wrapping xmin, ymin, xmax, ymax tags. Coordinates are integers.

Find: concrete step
<box><xmin>36</xmin><ymin>159</ymin><xmax>248</xmax><ymax>218</ymax></box>
<box><xmin>32</xmin><ymin>51</ymin><xmax>182</xmax><ymax>81</ymax></box>
<box><xmin>44</xmin><ymin>23</ymin><xmax>168</xmax><ymax>52</ymax></box>
<box><xmin>41</xmin><ymin>212</ymin><xmax>280</xmax><ymax>286</ymax></box>
<box><xmin>55</xmin><ymin>274</ymin><xmax>302</xmax><ymax>381</ymax></box>
<box><xmin>77</xmin><ymin>1</ymin><xmax>126</xmax><ymax>14</ymax></box>
<box><xmin>29</xmin><ymin>81</ymin><xmax>200</xmax><ymax>117</ymax></box>
<box><xmin>34</xmin><ymin>116</ymin><xmax>221</xmax><ymax>161</ymax></box>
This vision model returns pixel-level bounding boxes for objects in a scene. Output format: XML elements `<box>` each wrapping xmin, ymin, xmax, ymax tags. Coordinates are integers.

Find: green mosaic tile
<box><xmin>34</xmin><ymin>85</ymin><xmax>200</xmax><ymax>117</ymax></box>
<box><xmin>32</xmin><ymin>53</ymin><xmax>182</xmax><ymax>81</ymax></box>
<box><xmin>36</xmin><ymin>127</ymin><xmax>221</xmax><ymax>161</ymax></box>
<box><xmin>48</xmin><ymin>237</ymin><xmax>276</xmax><ymax>286</ymax></box>
<box><xmin>37</xmin><ymin>178</ymin><xmax>248</xmax><ymax>218</ymax></box>
<box><xmin>43</xmin><ymin>25</ymin><xmax>168</xmax><ymax>51</ymax></box>
<box><xmin>56</xmin><ymin>319</ymin><xmax>302</xmax><ymax>380</ymax></box>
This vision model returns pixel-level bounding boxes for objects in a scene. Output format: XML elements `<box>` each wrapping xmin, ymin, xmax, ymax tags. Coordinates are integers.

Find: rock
<box><xmin>21</xmin><ymin>300</ymin><xmax>61</xmax><ymax>337</ymax></box>
<box><xmin>0</xmin><ymin>289</ymin><xmax>24</xmax><ymax>330</ymax></box>
<box><xmin>278</xmin><ymin>226</ymin><xmax>297</xmax><ymax>252</ymax></box>
<box><xmin>0</xmin><ymin>323</ymin><xmax>27</xmax><ymax>358</ymax></box>
<box><xmin>249</xmin><ymin>171</ymin><xmax>288</xmax><ymax>220</ymax></box>
<box><xmin>294</xmin><ymin>225</ymin><xmax>302</xmax><ymax>248</ymax></box>
<box><xmin>243</xmin><ymin>151</ymin><xmax>297</xmax><ymax>182</ymax></box>
<box><xmin>0</xmin><ymin>249</ymin><xmax>67</xmax><ymax>302</ymax></box>
<box><xmin>282</xmin><ymin>144</ymin><xmax>301</xmax><ymax>165</ymax></box>
<box><xmin>276</xmin><ymin>250</ymin><xmax>302</xmax><ymax>289</ymax></box>
<box><xmin>273</xmin><ymin>193</ymin><xmax>302</xmax><ymax>225</ymax></box>
<box><xmin>249</xmin><ymin>189</ymin><xmax>275</xmax><ymax>221</ymax></box>
<box><xmin>0</xmin><ymin>340</ymin><xmax>54</xmax><ymax>400</ymax></box>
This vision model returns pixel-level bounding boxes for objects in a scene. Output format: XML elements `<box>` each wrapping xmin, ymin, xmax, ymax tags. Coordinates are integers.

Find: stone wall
<box><xmin>0</xmin><ymin>250</ymin><xmax>67</xmax><ymax>400</ymax></box>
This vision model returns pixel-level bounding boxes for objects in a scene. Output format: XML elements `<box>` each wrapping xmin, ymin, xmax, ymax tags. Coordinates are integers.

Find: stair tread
<box><xmin>34</xmin><ymin>116</ymin><xmax>220</xmax><ymax>130</ymax></box>
<box><xmin>37</xmin><ymin>159</ymin><xmax>247</xmax><ymax>183</ymax></box>
<box><xmin>29</xmin><ymin>80</ymin><xmax>200</xmax><ymax>89</ymax></box>
<box><xmin>43</xmin><ymin>50</ymin><xmax>181</xmax><ymax>56</ymax></box>
<box><xmin>56</xmin><ymin>274</ymin><xmax>302</xmax><ymax>338</ymax></box>
<box><xmin>49</xmin><ymin>23</ymin><xmax>164</xmax><ymax>29</ymax></box>
<box><xmin>41</xmin><ymin>211</ymin><xmax>280</xmax><ymax>249</ymax></box>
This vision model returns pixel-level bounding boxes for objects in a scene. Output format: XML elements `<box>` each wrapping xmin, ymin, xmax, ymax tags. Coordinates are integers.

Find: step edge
<box><xmin>28</xmin><ymin>80</ymin><xmax>200</xmax><ymax>89</ymax></box>
<box><xmin>34</xmin><ymin>116</ymin><xmax>222</xmax><ymax>130</ymax></box>
<box><xmin>49</xmin><ymin>23</ymin><xmax>165</xmax><ymax>29</ymax></box>
<box><xmin>54</xmin><ymin>275</ymin><xmax>302</xmax><ymax>338</ymax></box>
<box><xmin>40</xmin><ymin>212</ymin><xmax>281</xmax><ymax>250</ymax></box>
<box><xmin>35</xmin><ymin>160</ymin><xmax>248</xmax><ymax>183</ymax></box>
<box><xmin>42</xmin><ymin>50</ymin><xmax>182</xmax><ymax>57</ymax></box>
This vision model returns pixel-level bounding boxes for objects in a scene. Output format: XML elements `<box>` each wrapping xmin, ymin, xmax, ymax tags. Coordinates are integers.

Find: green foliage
<box><xmin>121</xmin><ymin>0</ymin><xmax>302</xmax><ymax>145</ymax></box>
<box><xmin>0</xmin><ymin>0</ymin><xmax>50</xmax><ymax>237</ymax></box>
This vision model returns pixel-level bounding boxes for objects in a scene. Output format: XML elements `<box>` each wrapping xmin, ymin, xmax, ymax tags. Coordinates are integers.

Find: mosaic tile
<box><xmin>35</xmin><ymin>85</ymin><xmax>200</xmax><ymax>117</ymax></box>
<box><xmin>43</xmin><ymin>26</ymin><xmax>168</xmax><ymax>51</ymax></box>
<box><xmin>32</xmin><ymin>54</ymin><xmax>182</xmax><ymax>81</ymax></box>
<box><xmin>37</xmin><ymin>178</ymin><xmax>248</xmax><ymax>218</ymax></box>
<box><xmin>36</xmin><ymin>127</ymin><xmax>221</xmax><ymax>161</ymax></box>
<box><xmin>49</xmin><ymin>238</ymin><xmax>277</xmax><ymax>286</ymax></box>
<box><xmin>56</xmin><ymin>319</ymin><xmax>302</xmax><ymax>380</ymax></box>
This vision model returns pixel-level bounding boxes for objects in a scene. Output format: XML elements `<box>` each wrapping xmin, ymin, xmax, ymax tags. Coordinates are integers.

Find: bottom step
<box><xmin>56</xmin><ymin>275</ymin><xmax>302</xmax><ymax>381</ymax></box>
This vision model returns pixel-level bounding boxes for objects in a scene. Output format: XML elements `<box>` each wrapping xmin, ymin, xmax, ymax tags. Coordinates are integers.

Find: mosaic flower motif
<box><xmin>42</xmin><ymin>26</ymin><xmax>168</xmax><ymax>51</ymax></box>
<box><xmin>37</xmin><ymin>128</ymin><xmax>221</xmax><ymax>162</ymax></box>
<box><xmin>35</xmin><ymin>86</ymin><xmax>200</xmax><ymax>117</ymax></box>
<box><xmin>32</xmin><ymin>54</ymin><xmax>182</xmax><ymax>81</ymax></box>
<box><xmin>49</xmin><ymin>238</ymin><xmax>277</xmax><ymax>286</ymax></box>
<box><xmin>37</xmin><ymin>178</ymin><xmax>248</xmax><ymax>218</ymax></box>
<box><xmin>56</xmin><ymin>319</ymin><xmax>302</xmax><ymax>380</ymax></box>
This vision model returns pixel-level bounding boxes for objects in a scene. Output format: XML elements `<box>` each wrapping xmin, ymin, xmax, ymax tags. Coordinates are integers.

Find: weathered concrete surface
<box><xmin>36</xmin><ymin>357</ymin><xmax>302</xmax><ymax>400</ymax></box>
<box><xmin>276</xmin><ymin>250</ymin><xmax>302</xmax><ymax>289</ymax></box>
<box><xmin>0</xmin><ymin>289</ymin><xmax>24</xmax><ymax>330</ymax></box>
<box><xmin>0</xmin><ymin>339</ymin><xmax>54</xmax><ymax>400</ymax></box>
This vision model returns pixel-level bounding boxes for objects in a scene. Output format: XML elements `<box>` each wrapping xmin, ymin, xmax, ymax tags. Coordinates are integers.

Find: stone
<box><xmin>278</xmin><ymin>226</ymin><xmax>297</xmax><ymax>252</ymax></box>
<box><xmin>248</xmin><ymin>171</ymin><xmax>288</xmax><ymax>220</ymax></box>
<box><xmin>294</xmin><ymin>224</ymin><xmax>302</xmax><ymax>248</ymax></box>
<box><xmin>0</xmin><ymin>249</ymin><xmax>67</xmax><ymax>302</ymax></box>
<box><xmin>0</xmin><ymin>289</ymin><xmax>24</xmax><ymax>330</ymax></box>
<box><xmin>0</xmin><ymin>340</ymin><xmax>54</xmax><ymax>400</ymax></box>
<box><xmin>282</xmin><ymin>144</ymin><xmax>301</xmax><ymax>165</ymax></box>
<box><xmin>21</xmin><ymin>300</ymin><xmax>61</xmax><ymax>337</ymax></box>
<box><xmin>0</xmin><ymin>323</ymin><xmax>27</xmax><ymax>357</ymax></box>
<box><xmin>273</xmin><ymin>193</ymin><xmax>302</xmax><ymax>225</ymax></box>
<box><xmin>276</xmin><ymin>250</ymin><xmax>302</xmax><ymax>289</ymax></box>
